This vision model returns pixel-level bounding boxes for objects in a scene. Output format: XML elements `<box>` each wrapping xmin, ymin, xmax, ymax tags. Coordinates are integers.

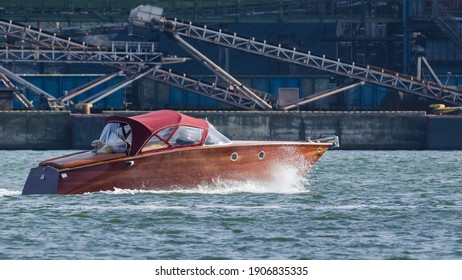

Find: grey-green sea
<box><xmin>1</xmin><ymin>150</ymin><xmax>461</xmax><ymax>260</ymax></box>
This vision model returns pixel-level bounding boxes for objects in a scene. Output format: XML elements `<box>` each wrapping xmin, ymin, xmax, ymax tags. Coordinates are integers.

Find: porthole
<box><xmin>230</xmin><ymin>152</ymin><xmax>238</xmax><ymax>161</ymax></box>
<box><xmin>316</xmin><ymin>147</ymin><xmax>322</xmax><ymax>153</ymax></box>
<box><xmin>258</xmin><ymin>151</ymin><xmax>265</xmax><ymax>160</ymax></box>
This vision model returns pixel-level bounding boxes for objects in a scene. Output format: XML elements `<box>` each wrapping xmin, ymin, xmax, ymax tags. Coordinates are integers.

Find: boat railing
<box><xmin>308</xmin><ymin>135</ymin><xmax>340</xmax><ymax>149</ymax></box>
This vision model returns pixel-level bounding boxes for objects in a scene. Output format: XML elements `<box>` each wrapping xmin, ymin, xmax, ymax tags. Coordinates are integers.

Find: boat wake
<box><xmin>0</xmin><ymin>189</ymin><xmax>21</xmax><ymax>196</ymax></box>
<box><xmin>99</xmin><ymin>163</ymin><xmax>312</xmax><ymax>195</ymax></box>
<box><xmin>198</xmin><ymin>163</ymin><xmax>311</xmax><ymax>194</ymax></box>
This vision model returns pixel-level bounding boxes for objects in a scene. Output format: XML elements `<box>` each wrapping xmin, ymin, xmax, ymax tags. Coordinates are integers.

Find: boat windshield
<box><xmin>141</xmin><ymin>127</ymin><xmax>174</xmax><ymax>152</ymax></box>
<box><xmin>99</xmin><ymin>122</ymin><xmax>132</xmax><ymax>153</ymax></box>
<box><xmin>169</xmin><ymin>126</ymin><xmax>204</xmax><ymax>146</ymax></box>
<box><xmin>205</xmin><ymin>123</ymin><xmax>232</xmax><ymax>145</ymax></box>
<box><xmin>140</xmin><ymin>122</ymin><xmax>231</xmax><ymax>152</ymax></box>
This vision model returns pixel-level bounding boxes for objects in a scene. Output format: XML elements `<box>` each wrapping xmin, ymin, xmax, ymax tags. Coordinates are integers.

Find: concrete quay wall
<box><xmin>426</xmin><ymin>115</ymin><xmax>462</xmax><ymax>150</ymax></box>
<box><xmin>0</xmin><ymin>110</ymin><xmax>460</xmax><ymax>150</ymax></box>
<box><xmin>190</xmin><ymin>111</ymin><xmax>426</xmax><ymax>150</ymax></box>
<box><xmin>0</xmin><ymin>111</ymin><xmax>71</xmax><ymax>149</ymax></box>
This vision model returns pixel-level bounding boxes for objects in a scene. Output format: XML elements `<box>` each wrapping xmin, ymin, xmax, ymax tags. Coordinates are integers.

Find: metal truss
<box><xmin>0</xmin><ymin>19</ymin><xmax>164</xmax><ymax>66</ymax></box>
<box><xmin>172</xmin><ymin>34</ymin><xmax>273</xmax><ymax>110</ymax></box>
<box><xmin>281</xmin><ymin>82</ymin><xmax>365</xmax><ymax>110</ymax></box>
<box><xmin>0</xmin><ymin>18</ymin><xmax>278</xmax><ymax>111</ymax></box>
<box><xmin>145</xmin><ymin>16</ymin><xmax>462</xmax><ymax>106</ymax></box>
<box><xmin>0</xmin><ymin>19</ymin><xmax>183</xmax><ymax>110</ymax></box>
<box><xmin>0</xmin><ymin>72</ymin><xmax>34</xmax><ymax>109</ymax></box>
<box><xmin>0</xmin><ymin>20</ymin><xmax>90</xmax><ymax>49</ymax></box>
<box><xmin>145</xmin><ymin>67</ymin><xmax>274</xmax><ymax>110</ymax></box>
<box><xmin>0</xmin><ymin>65</ymin><xmax>66</xmax><ymax>110</ymax></box>
<box><xmin>78</xmin><ymin>68</ymin><xmax>156</xmax><ymax>106</ymax></box>
<box><xmin>0</xmin><ymin>44</ymin><xmax>162</xmax><ymax>66</ymax></box>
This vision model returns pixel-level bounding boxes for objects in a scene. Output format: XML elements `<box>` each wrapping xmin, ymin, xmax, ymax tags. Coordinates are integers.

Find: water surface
<box><xmin>1</xmin><ymin>150</ymin><xmax>461</xmax><ymax>259</ymax></box>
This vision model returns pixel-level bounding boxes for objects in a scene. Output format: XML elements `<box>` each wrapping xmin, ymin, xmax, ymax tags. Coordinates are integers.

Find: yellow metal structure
<box><xmin>430</xmin><ymin>104</ymin><xmax>462</xmax><ymax>115</ymax></box>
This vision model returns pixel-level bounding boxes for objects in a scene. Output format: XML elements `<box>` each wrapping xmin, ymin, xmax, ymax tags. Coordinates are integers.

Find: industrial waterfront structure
<box><xmin>0</xmin><ymin>0</ymin><xmax>462</xmax><ymax>112</ymax></box>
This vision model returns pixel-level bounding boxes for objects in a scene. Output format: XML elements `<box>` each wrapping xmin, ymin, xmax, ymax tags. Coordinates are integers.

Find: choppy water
<box><xmin>0</xmin><ymin>150</ymin><xmax>461</xmax><ymax>260</ymax></box>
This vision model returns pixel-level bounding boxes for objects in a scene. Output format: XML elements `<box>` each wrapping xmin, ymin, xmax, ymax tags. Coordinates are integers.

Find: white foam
<box><xmin>0</xmin><ymin>189</ymin><xmax>21</xmax><ymax>196</ymax></box>
<box><xmin>94</xmin><ymin>162</ymin><xmax>311</xmax><ymax>195</ymax></box>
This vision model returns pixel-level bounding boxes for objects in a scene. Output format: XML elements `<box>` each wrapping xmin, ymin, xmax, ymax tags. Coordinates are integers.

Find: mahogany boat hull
<box><xmin>22</xmin><ymin>141</ymin><xmax>331</xmax><ymax>195</ymax></box>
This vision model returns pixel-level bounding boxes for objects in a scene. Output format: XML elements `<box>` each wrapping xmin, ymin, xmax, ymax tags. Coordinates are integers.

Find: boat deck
<box><xmin>40</xmin><ymin>151</ymin><xmax>125</xmax><ymax>169</ymax></box>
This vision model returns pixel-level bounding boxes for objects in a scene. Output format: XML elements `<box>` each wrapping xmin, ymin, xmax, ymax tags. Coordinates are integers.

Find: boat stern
<box><xmin>22</xmin><ymin>166</ymin><xmax>60</xmax><ymax>195</ymax></box>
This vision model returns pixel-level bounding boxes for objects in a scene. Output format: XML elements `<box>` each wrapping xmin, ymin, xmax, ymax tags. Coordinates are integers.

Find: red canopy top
<box><xmin>129</xmin><ymin>110</ymin><xmax>208</xmax><ymax>133</ymax></box>
<box><xmin>105</xmin><ymin>110</ymin><xmax>209</xmax><ymax>156</ymax></box>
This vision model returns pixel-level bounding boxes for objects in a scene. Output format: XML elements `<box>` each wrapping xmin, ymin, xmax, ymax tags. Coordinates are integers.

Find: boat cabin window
<box><xmin>169</xmin><ymin>126</ymin><xmax>203</xmax><ymax>146</ymax></box>
<box><xmin>99</xmin><ymin>122</ymin><xmax>132</xmax><ymax>153</ymax></box>
<box><xmin>157</xmin><ymin>127</ymin><xmax>175</xmax><ymax>141</ymax></box>
<box><xmin>205</xmin><ymin>124</ymin><xmax>232</xmax><ymax>145</ymax></box>
<box><xmin>141</xmin><ymin>135</ymin><xmax>167</xmax><ymax>152</ymax></box>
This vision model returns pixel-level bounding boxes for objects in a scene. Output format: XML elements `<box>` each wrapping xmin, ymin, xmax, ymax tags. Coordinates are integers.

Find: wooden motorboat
<box><xmin>22</xmin><ymin>110</ymin><xmax>336</xmax><ymax>195</ymax></box>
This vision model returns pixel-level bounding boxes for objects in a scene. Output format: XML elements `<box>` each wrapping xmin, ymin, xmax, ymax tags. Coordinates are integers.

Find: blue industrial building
<box><xmin>1</xmin><ymin>0</ymin><xmax>461</xmax><ymax>111</ymax></box>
